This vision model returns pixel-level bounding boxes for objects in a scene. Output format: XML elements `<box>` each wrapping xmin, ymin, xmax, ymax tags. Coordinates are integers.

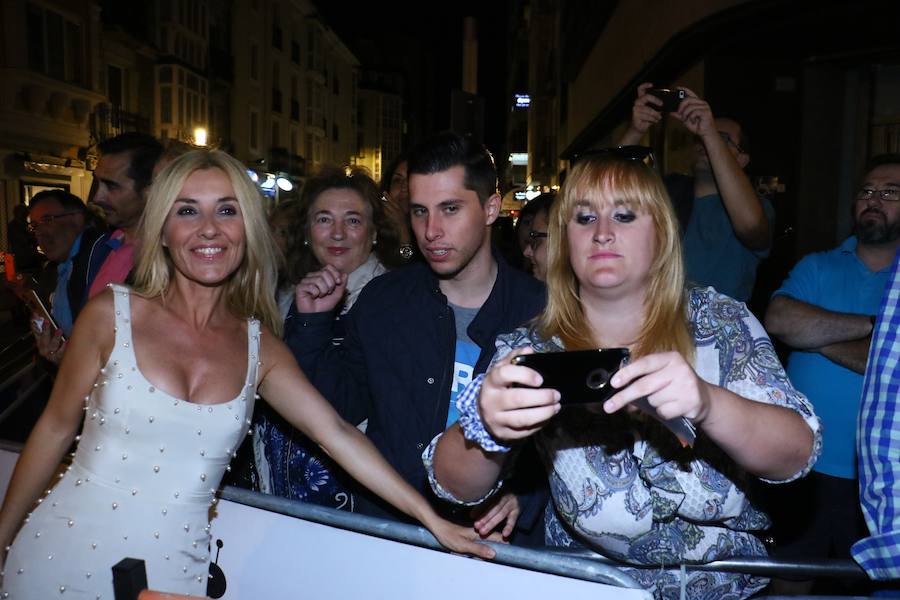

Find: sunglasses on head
<box><xmin>571</xmin><ymin>145</ymin><xmax>656</xmax><ymax>170</ymax></box>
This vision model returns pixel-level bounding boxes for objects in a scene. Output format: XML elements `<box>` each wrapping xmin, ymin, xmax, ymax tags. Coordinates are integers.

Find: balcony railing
<box><xmin>91</xmin><ymin>103</ymin><xmax>151</xmax><ymax>142</ymax></box>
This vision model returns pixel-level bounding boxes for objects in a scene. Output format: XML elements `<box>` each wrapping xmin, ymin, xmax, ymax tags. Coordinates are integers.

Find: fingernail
<box><xmin>553</xmin><ymin>390</ymin><xmax>561</xmax><ymax>402</ymax></box>
<box><xmin>603</xmin><ymin>401</ymin><xmax>614</xmax><ymax>413</ymax></box>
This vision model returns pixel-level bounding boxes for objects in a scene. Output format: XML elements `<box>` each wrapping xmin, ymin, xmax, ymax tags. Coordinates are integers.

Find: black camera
<box><xmin>647</xmin><ymin>88</ymin><xmax>686</xmax><ymax>113</ymax></box>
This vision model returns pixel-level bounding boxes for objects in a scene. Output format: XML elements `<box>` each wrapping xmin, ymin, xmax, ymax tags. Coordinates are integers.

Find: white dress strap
<box><xmin>108</xmin><ymin>284</ymin><xmax>135</xmax><ymax>360</ymax></box>
<box><xmin>247</xmin><ymin>318</ymin><xmax>261</xmax><ymax>389</ymax></box>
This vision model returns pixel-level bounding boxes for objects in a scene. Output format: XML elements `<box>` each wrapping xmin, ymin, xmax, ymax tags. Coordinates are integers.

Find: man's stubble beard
<box><xmin>855</xmin><ymin>210</ymin><xmax>900</xmax><ymax>245</ymax></box>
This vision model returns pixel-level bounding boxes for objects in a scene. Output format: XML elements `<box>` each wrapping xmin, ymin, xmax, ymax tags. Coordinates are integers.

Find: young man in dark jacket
<box><xmin>285</xmin><ymin>132</ymin><xmax>547</xmax><ymax>541</ymax></box>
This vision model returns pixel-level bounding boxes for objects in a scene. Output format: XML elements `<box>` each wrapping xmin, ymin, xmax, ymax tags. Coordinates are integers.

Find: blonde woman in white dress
<box><xmin>0</xmin><ymin>150</ymin><xmax>494</xmax><ymax>599</ymax></box>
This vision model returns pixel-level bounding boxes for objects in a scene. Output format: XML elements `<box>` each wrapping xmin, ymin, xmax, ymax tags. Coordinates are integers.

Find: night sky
<box><xmin>315</xmin><ymin>0</ymin><xmax>510</xmax><ymax>156</ymax></box>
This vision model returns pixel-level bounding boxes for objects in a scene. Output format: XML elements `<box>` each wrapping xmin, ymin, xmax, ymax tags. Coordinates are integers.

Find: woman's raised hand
<box><xmin>603</xmin><ymin>351</ymin><xmax>712</xmax><ymax>423</ymax></box>
<box><xmin>294</xmin><ymin>264</ymin><xmax>347</xmax><ymax>313</ymax></box>
<box><xmin>480</xmin><ymin>347</ymin><xmax>561</xmax><ymax>443</ymax></box>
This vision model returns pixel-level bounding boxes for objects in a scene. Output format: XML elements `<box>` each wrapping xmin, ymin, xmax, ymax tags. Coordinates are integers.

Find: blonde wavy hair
<box><xmin>132</xmin><ymin>149</ymin><xmax>282</xmax><ymax>336</ymax></box>
<box><xmin>538</xmin><ymin>155</ymin><xmax>693</xmax><ymax>361</ymax></box>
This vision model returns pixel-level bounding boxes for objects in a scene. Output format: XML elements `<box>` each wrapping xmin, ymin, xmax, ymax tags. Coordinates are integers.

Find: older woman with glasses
<box><xmin>423</xmin><ymin>147</ymin><xmax>821</xmax><ymax>599</ymax></box>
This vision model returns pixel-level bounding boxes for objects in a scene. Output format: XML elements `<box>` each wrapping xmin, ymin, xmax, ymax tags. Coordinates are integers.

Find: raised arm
<box><xmin>619</xmin><ymin>83</ymin><xmax>663</xmax><ymax>147</ymax></box>
<box><xmin>257</xmin><ymin>332</ymin><xmax>494</xmax><ymax>559</ymax></box>
<box><xmin>0</xmin><ymin>291</ymin><xmax>113</xmax><ymax>550</ymax></box>
<box><xmin>674</xmin><ymin>88</ymin><xmax>770</xmax><ymax>250</ymax></box>
<box><xmin>283</xmin><ymin>265</ymin><xmax>369</xmax><ymax>425</ymax></box>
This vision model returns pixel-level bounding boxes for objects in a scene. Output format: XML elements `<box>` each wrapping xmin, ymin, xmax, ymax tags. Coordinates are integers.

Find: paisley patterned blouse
<box><xmin>424</xmin><ymin>288</ymin><xmax>822</xmax><ymax>599</ymax></box>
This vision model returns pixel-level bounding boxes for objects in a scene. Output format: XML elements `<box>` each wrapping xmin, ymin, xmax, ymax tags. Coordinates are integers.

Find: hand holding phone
<box><xmin>511</xmin><ymin>348</ymin><xmax>630</xmax><ymax>406</ymax></box>
<box><xmin>25</xmin><ymin>290</ymin><xmax>64</xmax><ymax>342</ymax></box>
<box><xmin>513</xmin><ymin>349</ymin><xmax>696</xmax><ymax>446</ymax></box>
<box><xmin>647</xmin><ymin>88</ymin><xmax>686</xmax><ymax>113</ymax></box>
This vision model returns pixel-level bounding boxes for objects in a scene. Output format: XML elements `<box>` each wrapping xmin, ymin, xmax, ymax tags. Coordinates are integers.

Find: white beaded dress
<box><xmin>2</xmin><ymin>285</ymin><xmax>259</xmax><ymax>599</ymax></box>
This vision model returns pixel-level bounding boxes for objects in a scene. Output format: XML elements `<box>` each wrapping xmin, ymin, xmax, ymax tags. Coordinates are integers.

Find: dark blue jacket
<box><xmin>284</xmin><ymin>254</ymin><xmax>547</xmax><ymax>531</ymax></box>
<box><xmin>69</xmin><ymin>228</ymin><xmax>111</xmax><ymax>318</ymax></box>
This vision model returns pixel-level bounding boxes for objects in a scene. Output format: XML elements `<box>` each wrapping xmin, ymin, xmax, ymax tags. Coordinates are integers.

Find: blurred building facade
<box><xmin>1</xmin><ymin>0</ymin><xmax>367</xmax><ymax>251</ymax></box>
<box><xmin>0</xmin><ymin>0</ymin><xmax>105</xmax><ymax>251</ymax></box>
<box><xmin>354</xmin><ymin>68</ymin><xmax>403</xmax><ymax>180</ymax></box>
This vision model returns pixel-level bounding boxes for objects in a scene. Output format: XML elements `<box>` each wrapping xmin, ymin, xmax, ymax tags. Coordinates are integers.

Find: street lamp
<box><xmin>193</xmin><ymin>127</ymin><xmax>208</xmax><ymax>147</ymax></box>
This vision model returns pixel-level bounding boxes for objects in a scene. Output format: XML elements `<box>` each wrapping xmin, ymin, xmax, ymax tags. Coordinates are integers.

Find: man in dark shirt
<box><xmin>285</xmin><ymin>132</ymin><xmax>546</xmax><ymax>541</ymax></box>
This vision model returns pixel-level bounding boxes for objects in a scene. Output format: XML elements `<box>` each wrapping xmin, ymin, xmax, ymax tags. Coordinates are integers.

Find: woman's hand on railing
<box><xmin>471</xmin><ymin>491</ymin><xmax>520</xmax><ymax>540</ymax></box>
<box><xmin>423</xmin><ymin>514</ymin><xmax>498</xmax><ymax>560</ymax></box>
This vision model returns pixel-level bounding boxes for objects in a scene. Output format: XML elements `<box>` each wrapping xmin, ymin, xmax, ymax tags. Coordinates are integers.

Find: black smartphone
<box><xmin>512</xmin><ymin>348</ymin><xmax>630</xmax><ymax>406</ymax></box>
<box><xmin>647</xmin><ymin>88</ymin><xmax>686</xmax><ymax>113</ymax></box>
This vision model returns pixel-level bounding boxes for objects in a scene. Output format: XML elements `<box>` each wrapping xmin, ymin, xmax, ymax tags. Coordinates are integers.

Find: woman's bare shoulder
<box><xmin>64</xmin><ymin>286</ymin><xmax>117</xmax><ymax>367</ymax></box>
<box><xmin>75</xmin><ymin>287</ymin><xmax>116</xmax><ymax>332</ymax></box>
<box><xmin>257</xmin><ymin>323</ymin><xmax>290</xmax><ymax>359</ymax></box>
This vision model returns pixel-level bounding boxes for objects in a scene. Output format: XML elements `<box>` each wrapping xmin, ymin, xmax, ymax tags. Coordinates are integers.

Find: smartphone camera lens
<box><xmin>586</xmin><ymin>368</ymin><xmax>610</xmax><ymax>390</ymax></box>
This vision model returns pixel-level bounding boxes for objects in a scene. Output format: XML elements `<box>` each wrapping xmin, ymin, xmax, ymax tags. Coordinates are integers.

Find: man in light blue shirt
<box><xmin>766</xmin><ymin>154</ymin><xmax>900</xmax><ymax>590</ymax></box>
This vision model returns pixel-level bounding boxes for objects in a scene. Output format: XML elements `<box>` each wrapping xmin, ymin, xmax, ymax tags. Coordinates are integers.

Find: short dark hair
<box><xmin>29</xmin><ymin>189</ymin><xmax>86</xmax><ymax>214</ymax></box>
<box><xmin>97</xmin><ymin>132</ymin><xmax>164</xmax><ymax>194</ymax></box>
<box><xmin>522</xmin><ymin>192</ymin><xmax>556</xmax><ymax>221</ymax></box>
<box><xmin>865</xmin><ymin>153</ymin><xmax>900</xmax><ymax>176</ymax></box>
<box><xmin>296</xmin><ymin>165</ymin><xmax>403</xmax><ymax>274</ymax></box>
<box><xmin>380</xmin><ymin>152</ymin><xmax>408</xmax><ymax>194</ymax></box>
<box><xmin>407</xmin><ymin>131</ymin><xmax>498</xmax><ymax>204</ymax></box>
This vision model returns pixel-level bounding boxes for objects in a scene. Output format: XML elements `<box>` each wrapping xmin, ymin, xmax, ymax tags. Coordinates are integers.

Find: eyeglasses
<box><xmin>571</xmin><ymin>145</ymin><xmax>655</xmax><ymax>169</ymax></box>
<box><xmin>857</xmin><ymin>188</ymin><xmax>900</xmax><ymax>203</ymax></box>
<box><xmin>27</xmin><ymin>211</ymin><xmax>80</xmax><ymax>233</ymax></box>
<box><xmin>719</xmin><ymin>132</ymin><xmax>745</xmax><ymax>154</ymax></box>
<box><xmin>527</xmin><ymin>230</ymin><xmax>548</xmax><ymax>250</ymax></box>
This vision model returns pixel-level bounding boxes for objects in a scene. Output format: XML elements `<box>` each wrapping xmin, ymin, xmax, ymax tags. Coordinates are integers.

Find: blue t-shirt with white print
<box><xmin>448</xmin><ymin>303</ymin><xmax>480</xmax><ymax>427</ymax></box>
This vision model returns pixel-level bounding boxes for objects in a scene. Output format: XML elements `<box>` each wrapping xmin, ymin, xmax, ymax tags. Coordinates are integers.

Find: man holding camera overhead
<box><xmin>620</xmin><ymin>83</ymin><xmax>773</xmax><ymax>302</ymax></box>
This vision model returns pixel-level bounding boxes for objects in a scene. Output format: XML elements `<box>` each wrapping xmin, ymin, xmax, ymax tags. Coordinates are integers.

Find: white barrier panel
<box><xmin>0</xmin><ymin>449</ymin><xmax>650</xmax><ymax>599</ymax></box>
<box><xmin>209</xmin><ymin>498</ymin><xmax>650</xmax><ymax>599</ymax></box>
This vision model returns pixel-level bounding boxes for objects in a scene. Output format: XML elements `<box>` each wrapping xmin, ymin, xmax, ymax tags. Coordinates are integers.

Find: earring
<box><xmin>303</xmin><ymin>239</ymin><xmax>309</xmax><ymax>246</ymax></box>
<box><xmin>372</xmin><ymin>237</ymin><xmax>378</xmax><ymax>246</ymax></box>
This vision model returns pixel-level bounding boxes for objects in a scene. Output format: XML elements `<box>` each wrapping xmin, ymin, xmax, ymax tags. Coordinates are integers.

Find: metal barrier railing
<box><xmin>220</xmin><ymin>485</ymin><xmax>644</xmax><ymax>590</ymax></box>
<box><xmin>547</xmin><ymin>548</ymin><xmax>868</xmax><ymax>580</ymax></box>
<box><xmin>220</xmin><ymin>485</ymin><xmax>871</xmax><ymax>586</ymax></box>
